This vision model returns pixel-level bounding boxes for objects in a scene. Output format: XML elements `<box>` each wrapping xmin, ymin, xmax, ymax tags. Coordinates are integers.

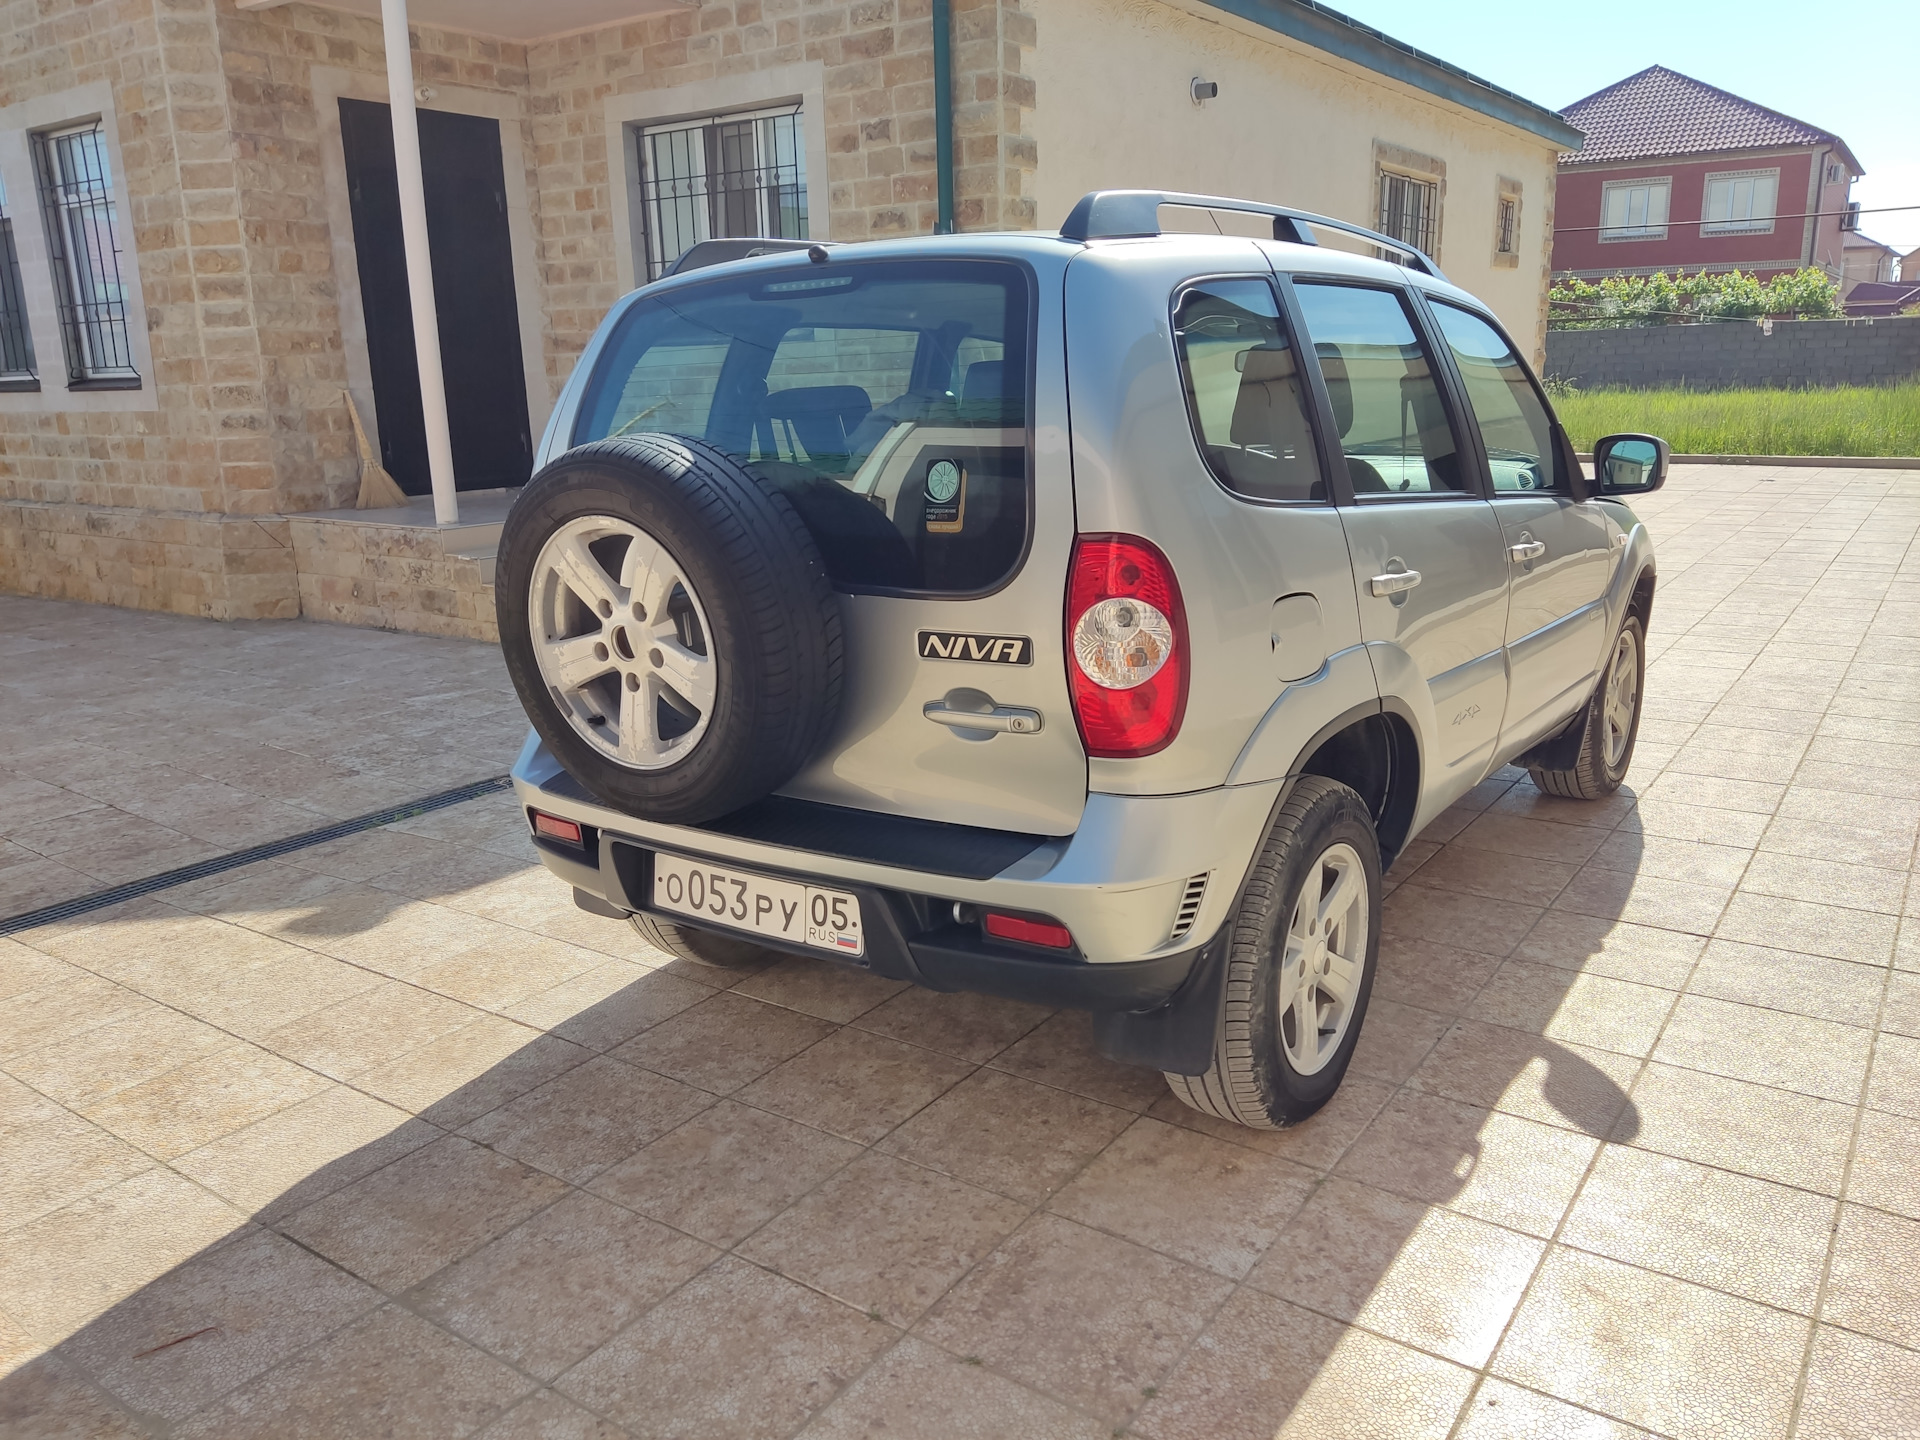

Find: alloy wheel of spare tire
<box><xmin>497</xmin><ymin>434</ymin><xmax>844</xmax><ymax>824</ymax></box>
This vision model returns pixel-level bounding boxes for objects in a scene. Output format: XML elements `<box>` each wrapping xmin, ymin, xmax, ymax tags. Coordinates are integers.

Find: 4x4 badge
<box><xmin>918</xmin><ymin>631</ymin><xmax>1032</xmax><ymax>665</ymax></box>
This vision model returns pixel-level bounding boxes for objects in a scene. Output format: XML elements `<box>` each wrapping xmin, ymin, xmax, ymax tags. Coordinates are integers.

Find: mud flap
<box><xmin>1089</xmin><ymin>925</ymin><xmax>1231</xmax><ymax>1075</ymax></box>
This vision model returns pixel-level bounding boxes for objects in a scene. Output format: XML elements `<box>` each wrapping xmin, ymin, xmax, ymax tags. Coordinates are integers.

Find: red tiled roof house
<box><xmin>1551</xmin><ymin>65</ymin><xmax>1861</xmax><ymax>283</ymax></box>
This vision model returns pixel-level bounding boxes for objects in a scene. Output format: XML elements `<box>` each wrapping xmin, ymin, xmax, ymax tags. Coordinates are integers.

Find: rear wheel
<box><xmin>629</xmin><ymin>912</ymin><xmax>778</xmax><ymax>969</ymax></box>
<box><xmin>1526</xmin><ymin>615</ymin><xmax>1644</xmax><ymax>800</ymax></box>
<box><xmin>1164</xmin><ymin>777</ymin><xmax>1382</xmax><ymax>1129</ymax></box>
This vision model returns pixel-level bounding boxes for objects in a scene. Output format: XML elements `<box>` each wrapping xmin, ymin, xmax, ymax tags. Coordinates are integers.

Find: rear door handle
<box><xmin>924</xmin><ymin>702</ymin><xmax>1043</xmax><ymax>734</ymax></box>
<box><xmin>1509</xmin><ymin>540</ymin><xmax>1547</xmax><ymax>562</ymax></box>
<box><xmin>1368</xmin><ymin>570</ymin><xmax>1422</xmax><ymax>596</ymax></box>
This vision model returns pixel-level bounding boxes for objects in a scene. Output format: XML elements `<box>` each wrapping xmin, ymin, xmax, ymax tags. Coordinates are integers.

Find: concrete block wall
<box><xmin>1544</xmin><ymin>316</ymin><xmax>1920</xmax><ymax>391</ymax></box>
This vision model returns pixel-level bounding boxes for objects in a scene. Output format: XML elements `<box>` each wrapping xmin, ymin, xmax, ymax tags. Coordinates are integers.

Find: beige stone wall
<box><xmin>289</xmin><ymin>512</ymin><xmax>496</xmax><ymax>641</ymax></box>
<box><xmin>522</xmin><ymin>0</ymin><xmax>1036</xmax><ymax>386</ymax></box>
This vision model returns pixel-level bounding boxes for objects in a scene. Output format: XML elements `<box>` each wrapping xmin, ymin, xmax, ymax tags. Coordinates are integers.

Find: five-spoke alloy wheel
<box><xmin>530</xmin><ymin>516</ymin><xmax>718</xmax><ymax>771</ymax></box>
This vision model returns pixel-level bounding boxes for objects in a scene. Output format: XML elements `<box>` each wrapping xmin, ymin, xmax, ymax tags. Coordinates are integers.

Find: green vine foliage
<box><xmin>1548</xmin><ymin>268</ymin><xmax>1842</xmax><ymax>329</ymax></box>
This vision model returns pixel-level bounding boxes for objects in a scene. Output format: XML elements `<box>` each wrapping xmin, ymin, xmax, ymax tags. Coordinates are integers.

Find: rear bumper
<box><xmin>510</xmin><ymin>730</ymin><xmax>1281</xmax><ymax>974</ymax></box>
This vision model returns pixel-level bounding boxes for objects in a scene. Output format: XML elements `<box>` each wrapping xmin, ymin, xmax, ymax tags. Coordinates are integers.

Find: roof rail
<box><xmin>1057</xmin><ymin>190</ymin><xmax>1444</xmax><ymax>279</ymax></box>
<box><xmin>662</xmin><ymin>237</ymin><xmax>836</xmax><ymax>277</ymax></box>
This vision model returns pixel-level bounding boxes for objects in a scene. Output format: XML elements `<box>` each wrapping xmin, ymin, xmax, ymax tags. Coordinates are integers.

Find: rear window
<box><xmin>574</xmin><ymin>260</ymin><xmax>1032</xmax><ymax>594</ymax></box>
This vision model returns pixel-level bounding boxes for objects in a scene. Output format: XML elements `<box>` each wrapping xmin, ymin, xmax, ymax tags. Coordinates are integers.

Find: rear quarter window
<box><xmin>573</xmin><ymin>260</ymin><xmax>1033</xmax><ymax>596</ymax></box>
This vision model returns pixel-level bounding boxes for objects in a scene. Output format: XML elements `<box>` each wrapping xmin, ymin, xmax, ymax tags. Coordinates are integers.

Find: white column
<box><xmin>381</xmin><ymin>0</ymin><xmax>458</xmax><ymax>524</ymax></box>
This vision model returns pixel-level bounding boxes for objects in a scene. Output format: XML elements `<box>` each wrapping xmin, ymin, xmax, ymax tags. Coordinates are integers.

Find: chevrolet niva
<box><xmin>497</xmin><ymin>191</ymin><xmax>1666</xmax><ymax>1129</ymax></box>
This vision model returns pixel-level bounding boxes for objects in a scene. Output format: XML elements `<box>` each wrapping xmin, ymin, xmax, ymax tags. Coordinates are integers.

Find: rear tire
<box><xmin>496</xmin><ymin>434</ymin><xmax>844</xmax><ymax>824</ymax></box>
<box><xmin>1526</xmin><ymin>615</ymin><xmax>1644</xmax><ymax>800</ymax></box>
<box><xmin>1164</xmin><ymin>777</ymin><xmax>1382</xmax><ymax>1129</ymax></box>
<box><xmin>630</xmin><ymin>912</ymin><xmax>778</xmax><ymax>968</ymax></box>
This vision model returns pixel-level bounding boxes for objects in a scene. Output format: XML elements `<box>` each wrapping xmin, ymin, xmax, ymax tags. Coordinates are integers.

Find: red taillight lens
<box><xmin>532</xmin><ymin>811</ymin><xmax>584</xmax><ymax>847</ymax></box>
<box><xmin>1065</xmin><ymin>534</ymin><xmax>1189</xmax><ymax>758</ymax></box>
<box><xmin>984</xmin><ymin>912</ymin><xmax>1075</xmax><ymax>949</ymax></box>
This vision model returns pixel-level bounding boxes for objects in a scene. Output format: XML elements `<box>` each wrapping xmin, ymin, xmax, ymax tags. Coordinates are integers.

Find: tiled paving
<box><xmin>0</xmin><ymin>596</ymin><xmax>524</xmax><ymax>918</ymax></box>
<box><xmin>3</xmin><ymin>463</ymin><xmax>1919</xmax><ymax>1439</ymax></box>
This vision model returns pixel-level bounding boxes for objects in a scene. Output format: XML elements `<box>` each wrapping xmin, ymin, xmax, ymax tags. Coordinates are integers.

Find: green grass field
<box><xmin>1554</xmin><ymin>381</ymin><xmax>1920</xmax><ymax>457</ymax></box>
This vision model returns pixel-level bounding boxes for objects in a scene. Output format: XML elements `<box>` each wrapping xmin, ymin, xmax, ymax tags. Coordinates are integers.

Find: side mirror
<box><xmin>1592</xmin><ymin>433</ymin><xmax>1670</xmax><ymax>495</ymax></box>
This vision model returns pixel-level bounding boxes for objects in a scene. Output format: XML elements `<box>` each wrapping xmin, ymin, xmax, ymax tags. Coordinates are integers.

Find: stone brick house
<box><xmin>0</xmin><ymin>0</ymin><xmax>1578</xmax><ymax>637</ymax></box>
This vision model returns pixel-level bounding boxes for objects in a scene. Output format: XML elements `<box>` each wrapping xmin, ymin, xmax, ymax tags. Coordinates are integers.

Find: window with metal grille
<box><xmin>0</xmin><ymin>174</ymin><xmax>37</xmax><ymax>390</ymax></box>
<box><xmin>1495</xmin><ymin>195</ymin><xmax>1518</xmax><ymax>255</ymax></box>
<box><xmin>635</xmin><ymin>105</ymin><xmax>807</xmax><ymax>281</ymax></box>
<box><xmin>1377</xmin><ymin>170</ymin><xmax>1438</xmax><ymax>257</ymax></box>
<box><xmin>32</xmin><ymin>123</ymin><xmax>139</xmax><ymax>387</ymax></box>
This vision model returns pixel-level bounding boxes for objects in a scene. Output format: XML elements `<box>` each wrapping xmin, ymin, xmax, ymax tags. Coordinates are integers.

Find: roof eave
<box><xmin>1198</xmin><ymin>0</ymin><xmax>1585</xmax><ymax>149</ymax></box>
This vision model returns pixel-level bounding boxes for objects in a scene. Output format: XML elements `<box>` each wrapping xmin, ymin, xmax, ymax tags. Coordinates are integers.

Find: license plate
<box><xmin>650</xmin><ymin>852</ymin><xmax>865</xmax><ymax>958</ymax></box>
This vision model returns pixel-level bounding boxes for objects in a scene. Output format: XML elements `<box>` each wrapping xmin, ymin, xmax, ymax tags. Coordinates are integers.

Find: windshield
<box><xmin>573</xmin><ymin>259</ymin><xmax>1032</xmax><ymax>594</ymax></box>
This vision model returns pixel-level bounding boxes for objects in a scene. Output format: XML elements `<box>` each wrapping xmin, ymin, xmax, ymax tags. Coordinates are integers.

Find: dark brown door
<box><xmin>339</xmin><ymin>98</ymin><xmax>533</xmax><ymax>494</ymax></box>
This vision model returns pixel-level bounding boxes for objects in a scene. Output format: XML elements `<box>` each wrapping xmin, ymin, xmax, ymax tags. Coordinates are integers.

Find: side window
<box><xmin>1172</xmin><ymin>279</ymin><xmax>1324</xmax><ymax>502</ymax></box>
<box><xmin>1430</xmin><ymin>302</ymin><xmax>1559</xmax><ymax>493</ymax></box>
<box><xmin>1292</xmin><ymin>282</ymin><xmax>1468</xmax><ymax>497</ymax></box>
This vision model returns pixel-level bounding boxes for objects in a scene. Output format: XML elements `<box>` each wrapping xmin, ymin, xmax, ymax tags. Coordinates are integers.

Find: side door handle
<box><xmin>1369</xmin><ymin>570</ymin><xmax>1422</xmax><ymax>597</ymax></box>
<box><xmin>924</xmin><ymin>701</ymin><xmax>1043</xmax><ymax>735</ymax></box>
<box><xmin>1508</xmin><ymin>540</ymin><xmax>1547</xmax><ymax>563</ymax></box>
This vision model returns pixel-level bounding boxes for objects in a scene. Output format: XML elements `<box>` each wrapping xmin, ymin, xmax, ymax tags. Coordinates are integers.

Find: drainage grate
<box><xmin>1170</xmin><ymin>872</ymin><xmax>1209</xmax><ymax>943</ymax></box>
<box><xmin>0</xmin><ymin>775</ymin><xmax>514</xmax><ymax>937</ymax></box>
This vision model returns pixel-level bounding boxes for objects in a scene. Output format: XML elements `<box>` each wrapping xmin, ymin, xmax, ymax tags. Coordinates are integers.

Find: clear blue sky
<box><xmin>1329</xmin><ymin>0</ymin><xmax>1920</xmax><ymax>255</ymax></box>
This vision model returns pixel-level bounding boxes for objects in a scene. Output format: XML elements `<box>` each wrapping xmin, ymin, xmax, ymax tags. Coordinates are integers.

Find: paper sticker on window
<box><xmin>924</xmin><ymin>459</ymin><xmax>966</xmax><ymax>533</ymax></box>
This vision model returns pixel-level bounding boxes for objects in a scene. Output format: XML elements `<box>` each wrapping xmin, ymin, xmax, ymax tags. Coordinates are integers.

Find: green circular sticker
<box><xmin>926</xmin><ymin>460</ymin><xmax>961</xmax><ymax>504</ymax></box>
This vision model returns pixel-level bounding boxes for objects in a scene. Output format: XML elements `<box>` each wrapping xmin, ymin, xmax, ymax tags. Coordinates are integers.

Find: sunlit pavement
<box><xmin>2</xmin><ymin>463</ymin><xmax>1918</xmax><ymax>1439</ymax></box>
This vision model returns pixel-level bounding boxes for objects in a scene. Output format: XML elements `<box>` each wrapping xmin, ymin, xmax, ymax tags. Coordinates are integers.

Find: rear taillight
<box><xmin>1065</xmin><ymin>534</ymin><xmax>1189</xmax><ymax>758</ymax></box>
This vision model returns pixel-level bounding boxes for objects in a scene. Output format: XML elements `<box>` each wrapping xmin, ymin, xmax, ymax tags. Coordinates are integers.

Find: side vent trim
<box><xmin>1170</xmin><ymin>872</ymin><xmax>1209</xmax><ymax>943</ymax></box>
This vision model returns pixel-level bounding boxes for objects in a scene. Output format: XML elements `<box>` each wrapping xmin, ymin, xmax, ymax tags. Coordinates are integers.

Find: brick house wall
<box><xmin>1552</xmin><ymin>145</ymin><xmax>1851</xmax><ymax>282</ymax></box>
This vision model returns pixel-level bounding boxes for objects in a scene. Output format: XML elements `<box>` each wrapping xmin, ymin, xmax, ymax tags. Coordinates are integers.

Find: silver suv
<box><xmin>498</xmin><ymin>191</ymin><xmax>1666</xmax><ymax>1130</ymax></box>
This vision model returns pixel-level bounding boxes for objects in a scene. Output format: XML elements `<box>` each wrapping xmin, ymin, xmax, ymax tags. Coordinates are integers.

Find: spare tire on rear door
<box><xmin>496</xmin><ymin>434</ymin><xmax>844</xmax><ymax>824</ymax></box>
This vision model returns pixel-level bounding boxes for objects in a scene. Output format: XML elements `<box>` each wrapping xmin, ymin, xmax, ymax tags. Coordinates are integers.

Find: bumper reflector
<box><xmin>984</xmin><ymin>912</ymin><xmax>1074</xmax><ymax>949</ymax></box>
<box><xmin>532</xmin><ymin>811</ymin><xmax>584</xmax><ymax>847</ymax></box>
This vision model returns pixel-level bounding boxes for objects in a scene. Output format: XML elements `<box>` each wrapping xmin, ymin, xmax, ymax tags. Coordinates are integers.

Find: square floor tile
<box><xmin>412</xmin><ymin>1190</ymin><xmax>718</xmax><ymax>1380</ymax></box>
<box><xmin>554</xmin><ymin>1257</ymin><xmax>893</xmax><ymax>1440</ymax></box>
<box><xmin>51</xmin><ymin>1226</ymin><xmax>380</xmax><ymax>1422</ymax></box>
<box><xmin>459</xmin><ymin>1054</ymin><xmax>712</xmax><ymax>1184</ymax></box>
<box><xmin>1246</xmin><ymin>1177</ymin><xmax>1543</xmax><ymax>1367</ymax></box>
<box><xmin>1348</xmin><ymin>998</ymin><xmax>1451</xmax><ymax>1084</ymax></box>
<box><xmin>1468</xmin><ymin>961</ymin><xmax>1675</xmax><ymax>1058</ymax></box>
<box><xmin>1794</xmin><ymin>1324</ymin><xmax>1920</xmax><ymax>1440</ymax></box>
<box><xmin>1868</xmin><ymin>1032</ymin><xmax>1920</xmax><ymax>1118</ymax></box>
<box><xmin>736</xmin><ymin>1028</ymin><xmax>974</xmax><ymax>1145</ymax></box>
<box><xmin>172</xmin><ymin>1303</ymin><xmax>531</xmax><ymax>1439</ymax></box>
<box><xmin>1559</xmin><ymin>1144</ymin><xmax>1835</xmax><ymax>1312</ymax></box>
<box><xmin>1371</xmin><ymin>937</ymin><xmax>1501</xmax><ymax>1016</ymax></box>
<box><xmin>915</xmin><ymin>1213</ymin><xmax>1231</xmax><ymax>1425</ymax></box>
<box><xmin>1847</xmin><ymin>1109</ymin><xmax>1920</xmax><ymax>1220</ymax></box>
<box><xmin>1335</xmin><ymin>1091</ymin><xmax>1598</xmax><ymax>1237</ymax></box>
<box><xmin>1048</xmin><ymin>1116</ymin><xmax>1314</xmax><ymax>1279</ymax></box>
<box><xmin>588</xmin><ymin>1099</ymin><xmax>861</xmax><ymax>1247</ymax></box>
<box><xmin>739</xmin><ymin>1151</ymin><xmax>1026</xmax><ymax>1326</ymax></box>
<box><xmin>731</xmin><ymin>957</ymin><xmax>907</xmax><ymax>1023</ymax></box>
<box><xmin>1137</xmin><ymin>1287</ymin><xmax>1474</xmax><ymax>1440</ymax></box>
<box><xmin>1685</xmin><ymin>940</ymin><xmax>1885</xmax><ymax>1028</ymax></box>
<box><xmin>1619</xmin><ymin>1062</ymin><xmax>1855</xmax><ymax>1192</ymax></box>
<box><xmin>612</xmin><ymin>989</ymin><xmax>835</xmax><ymax>1095</ymax></box>
<box><xmin>1492</xmin><ymin>1247</ymin><xmax>1807</xmax><ymax>1440</ymax></box>
<box><xmin>1409</xmin><ymin>1019</ymin><xmax>1640</xmax><ymax>1138</ymax></box>
<box><xmin>1454</xmin><ymin>1379</ymin><xmax>1655</xmax><ymax>1439</ymax></box>
<box><xmin>1716</xmin><ymin>893</ymin><xmax>1899</xmax><ymax>966</ymax></box>
<box><xmin>851</xmin><ymin>986</ymin><xmax>1051</xmax><ymax>1062</ymax></box>
<box><xmin>1510</xmin><ymin>912</ymin><xmax>1706</xmax><ymax>989</ymax></box>
<box><xmin>1653</xmin><ymin>994</ymin><xmax>1872</xmax><ymax>1103</ymax></box>
<box><xmin>987</xmin><ymin>1011</ymin><xmax>1172</xmax><ymax>1112</ymax></box>
<box><xmin>878</xmin><ymin>1066</ymin><xmax>1134</xmax><ymax>1205</ymax></box>
<box><xmin>1820</xmin><ymin>1203</ymin><xmax>1920</xmax><ymax>1349</ymax></box>
<box><xmin>798</xmin><ymin>1335</ymin><xmax>1107</xmax><ymax>1440</ymax></box>
<box><xmin>278</xmin><ymin>1135</ymin><xmax>569</xmax><ymax>1293</ymax></box>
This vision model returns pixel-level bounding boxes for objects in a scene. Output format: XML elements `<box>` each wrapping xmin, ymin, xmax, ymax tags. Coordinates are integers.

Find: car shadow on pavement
<box><xmin>0</xmin><ymin>778</ymin><xmax>1650</xmax><ymax>1439</ymax></box>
